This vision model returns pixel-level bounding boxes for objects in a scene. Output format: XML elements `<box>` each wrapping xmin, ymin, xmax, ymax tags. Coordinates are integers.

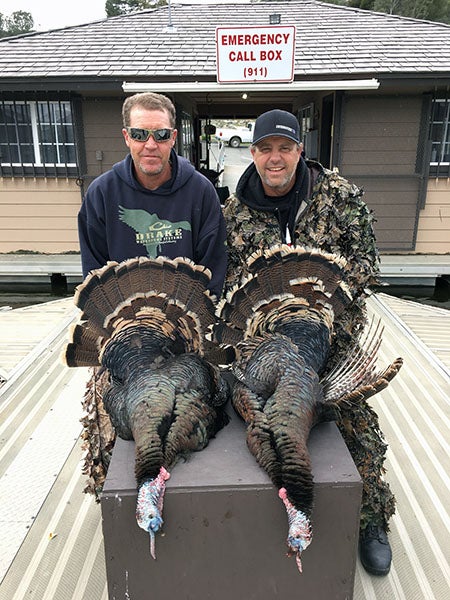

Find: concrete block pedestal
<box><xmin>101</xmin><ymin>413</ymin><xmax>362</xmax><ymax>599</ymax></box>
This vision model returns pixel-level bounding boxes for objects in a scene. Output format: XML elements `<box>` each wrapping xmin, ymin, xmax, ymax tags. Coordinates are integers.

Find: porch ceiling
<box><xmin>123</xmin><ymin>79</ymin><xmax>380</xmax><ymax>118</ymax></box>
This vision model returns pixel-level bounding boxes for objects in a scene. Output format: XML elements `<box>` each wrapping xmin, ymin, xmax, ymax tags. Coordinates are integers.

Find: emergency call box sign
<box><xmin>216</xmin><ymin>25</ymin><xmax>296</xmax><ymax>83</ymax></box>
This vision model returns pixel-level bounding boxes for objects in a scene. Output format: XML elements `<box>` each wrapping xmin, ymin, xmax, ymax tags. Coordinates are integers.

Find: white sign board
<box><xmin>216</xmin><ymin>25</ymin><xmax>296</xmax><ymax>84</ymax></box>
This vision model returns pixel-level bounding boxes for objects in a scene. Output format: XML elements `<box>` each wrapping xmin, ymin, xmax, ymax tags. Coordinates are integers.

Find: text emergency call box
<box><xmin>216</xmin><ymin>25</ymin><xmax>296</xmax><ymax>83</ymax></box>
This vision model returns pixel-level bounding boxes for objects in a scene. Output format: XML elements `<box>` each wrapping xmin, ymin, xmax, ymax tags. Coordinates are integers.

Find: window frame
<box><xmin>297</xmin><ymin>102</ymin><xmax>314</xmax><ymax>143</ymax></box>
<box><xmin>179</xmin><ymin>111</ymin><xmax>195</xmax><ymax>163</ymax></box>
<box><xmin>0</xmin><ymin>97</ymin><xmax>79</xmax><ymax>178</ymax></box>
<box><xmin>429</xmin><ymin>96</ymin><xmax>450</xmax><ymax>178</ymax></box>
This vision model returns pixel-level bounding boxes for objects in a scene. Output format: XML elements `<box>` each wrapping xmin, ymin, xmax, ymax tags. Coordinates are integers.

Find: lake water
<box><xmin>0</xmin><ymin>292</ymin><xmax>70</xmax><ymax>310</ymax></box>
<box><xmin>374</xmin><ymin>282</ymin><xmax>450</xmax><ymax>311</ymax></box>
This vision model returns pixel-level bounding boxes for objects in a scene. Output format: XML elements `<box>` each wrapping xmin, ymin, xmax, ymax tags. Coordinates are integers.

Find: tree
<box><xmin>335</xmin><ymin>0</ymin><xmax>450</xmax><ymax>23</ymax></box>
<box><xmin>347</xmin><ymin>0</ymin><xmax>376</xmax><ymax>9</ymax></box>
<box><xmin>318</xmin><ymin>0</ymin><xmax>349</xmax><ymax>5</ymax></box>
<box><xmin>250</xmin><ymin>1</ymin><xmax>450</xmax><ymax>23</ymax></box>
<box><xmin>105</xmin><ymin>0</ymin><xmax>167</xmax><ymax>17</ymax></box>
<box><xmin>0</xmin><ymin>10</ymin><xmax>34</xmax><ymax>38</ymax></box>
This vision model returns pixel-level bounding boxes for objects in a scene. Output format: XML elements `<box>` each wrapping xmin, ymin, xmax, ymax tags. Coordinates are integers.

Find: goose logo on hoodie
<box><xmin>119</xmin><ymin>205</ymin><xmax>191</xmax><ymax>258</ymax></box>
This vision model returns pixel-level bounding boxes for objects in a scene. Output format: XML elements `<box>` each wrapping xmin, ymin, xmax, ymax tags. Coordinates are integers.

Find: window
<box><xmin>0</xmin><ymin>98</ymin><xmax>77</xmax><ymax>177</ymax></box>
<box><xmin>180</xmin><ymin>111</ymin><xmax>194</xmax><ymax>163</ymax></box>
<box><xmin>298</xmin><ymin>103</ymin><xmax>318</xmax><ymax>160</ymax></box>
<box><xmin>430</xmin><ymin>98</ymin><xmax>450</xmax><ymax>172</ymax></box>
<box><xmin>298</xmin><ymin>103</ymin><xmax>314</xmax><ymax>143</ymax></box>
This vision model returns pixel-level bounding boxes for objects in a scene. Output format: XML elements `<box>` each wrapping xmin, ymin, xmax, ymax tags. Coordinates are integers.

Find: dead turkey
<box><xmin>63</xmin><ymin>256</ymin><xmax>231</xmax><ymax>558</ymax></box>
<box><xmin>214</xmin><ymin>244</ymin><xmax>402</xmax><ymax>572</ymax></box>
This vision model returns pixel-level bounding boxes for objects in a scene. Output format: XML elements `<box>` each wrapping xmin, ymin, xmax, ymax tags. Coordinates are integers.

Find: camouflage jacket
<box><xmin>222</xmin><ymin>159</ymin><xmax>380</xmax><ymax>361</ymax></box>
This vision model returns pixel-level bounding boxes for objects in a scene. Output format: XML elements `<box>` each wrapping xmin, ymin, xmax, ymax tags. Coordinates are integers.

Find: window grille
<box><xmin>298</xmin><ymin>103</ymin><xmax>313</xmax><ymax>141</ymax></box>
<box><xmin>298</xmin><ymin>103</ymin><xmax>318</xmax><ymax>160</ymax></box>
<box><xmin>0</xmin><ymin>98</ymin><xmax>78</xmax><ymax>177</ymax></box>
<box><xmin>430</xmin><ymin>96</ymin><xmax>450</xmax><ymax>177</ymax></box>
<box><xmin>180</xmin><ymin>111</ymin><xmax>194</xmax><ymax>163</ymax></box>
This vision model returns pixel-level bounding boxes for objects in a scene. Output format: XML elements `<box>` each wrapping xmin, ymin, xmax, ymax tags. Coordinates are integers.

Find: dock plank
<box><xmin>0</xmin><ymin>298</ymin><xmax>78</xmax><ymax>380</ymax></box>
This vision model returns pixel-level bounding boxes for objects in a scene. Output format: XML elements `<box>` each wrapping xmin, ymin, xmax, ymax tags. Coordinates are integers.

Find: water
<box><xmin>375</xmin><ymin>282</ymin><xmax>450</xmax><ymax>311</ymax></box>
<box><xmin>0</xmin><ymin>292</ymin><xmax>71</xmax><ymax>310</ymax></box>
<box><xmin>0</xmin><ymin>285</ymin><xmax>448</xmax><ymax>312</ymax></box>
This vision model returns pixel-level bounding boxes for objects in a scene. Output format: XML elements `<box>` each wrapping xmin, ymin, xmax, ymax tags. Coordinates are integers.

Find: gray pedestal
<box><xmin>101</xmin><ymin>413</ymin><xmax>362</xmax><ymax>599</ymax></box>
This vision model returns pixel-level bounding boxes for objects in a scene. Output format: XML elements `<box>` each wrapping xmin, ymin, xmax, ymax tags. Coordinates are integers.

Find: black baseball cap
<box><xmin>252</xmin><ymin>109</ymin><xmax>300</xmax><ymax>145</ymax></box>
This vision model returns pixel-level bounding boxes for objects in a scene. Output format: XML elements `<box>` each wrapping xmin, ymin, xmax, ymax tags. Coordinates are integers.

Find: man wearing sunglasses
<box><xmin>78</xmin><ymin>92</ymin><xmax>227</xmax><ymax>298</ymax></box>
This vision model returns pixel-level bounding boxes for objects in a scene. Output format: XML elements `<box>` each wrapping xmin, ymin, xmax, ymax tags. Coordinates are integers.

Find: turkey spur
<box><xmin>63</xmin><ymin>256</ymin><xmax>230</xmax><ymax>558</ymax></box>
<box><xmin>214</xmin><ymin>244</ymin><xmax>402</xmax><ymax>573</ymax></box>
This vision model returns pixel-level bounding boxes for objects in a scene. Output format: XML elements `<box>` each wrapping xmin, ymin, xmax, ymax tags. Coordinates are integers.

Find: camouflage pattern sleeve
<box><xmin>304</xmin><ymin>168</ymin><xmax>380</xmax><ymax>365</ymax></box>
<box><xmin>304</xmin><ymin>167</ymin><xmax>380</xmax><ymax>298</ymax></box>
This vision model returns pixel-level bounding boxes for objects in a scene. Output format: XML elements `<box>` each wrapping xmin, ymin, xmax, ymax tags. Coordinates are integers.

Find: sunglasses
<box><xmin>126</xmin><ymin>127</ymin><xmax>174</xmax><ymax>142</ymax></box>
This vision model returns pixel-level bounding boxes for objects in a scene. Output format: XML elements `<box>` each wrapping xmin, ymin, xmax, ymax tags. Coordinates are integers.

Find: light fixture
<box><xmin>242</xmin><ymin>93</ymin><xmax>248</xmax><ymax>100</ymax></box>
<box><xmin>269</xmin><ymin>13</ymin><xmax>281</xmax><ymax>24</ymax></box>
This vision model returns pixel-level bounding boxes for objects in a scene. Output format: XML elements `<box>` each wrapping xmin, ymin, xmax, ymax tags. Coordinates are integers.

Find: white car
<box><xmin>214</xmin><ymin>123</ymin><xmax>255</xmax><ymax>148</ymax></box>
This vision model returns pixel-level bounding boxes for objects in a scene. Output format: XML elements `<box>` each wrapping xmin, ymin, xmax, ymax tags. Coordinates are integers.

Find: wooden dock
<box><xmin>0</xmin><ymin>293</ymin><xmax>449</xmax><ymax>599</ymax></box>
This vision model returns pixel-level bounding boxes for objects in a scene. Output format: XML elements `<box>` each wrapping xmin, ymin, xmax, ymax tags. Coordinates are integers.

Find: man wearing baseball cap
<box><xmin>222</xmin><ymin>108</ymin><xmax>395</xmax><ymax>576</ymax></box>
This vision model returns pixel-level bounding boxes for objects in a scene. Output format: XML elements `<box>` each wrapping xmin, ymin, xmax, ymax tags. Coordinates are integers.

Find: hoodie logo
<box><xmin>119</xmin><ymin>205</ymin><xmax>191</xmax><ymax>258</ymax></box>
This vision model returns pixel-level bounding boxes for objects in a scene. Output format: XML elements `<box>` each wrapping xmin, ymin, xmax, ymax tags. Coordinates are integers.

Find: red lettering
<box><xmin>221</xmin><ymin>32</ymin><xmax>292</xmax><ymax>47</ymax></box>
<box><xmin>229</xmin><ymin>50</ymin><xmax>256</xmax><ymax>62</ymax></box>
<box><xmin>260</xmin><ymin>50</ymin><xmax>283</xmax><ymax>61</ymax></box>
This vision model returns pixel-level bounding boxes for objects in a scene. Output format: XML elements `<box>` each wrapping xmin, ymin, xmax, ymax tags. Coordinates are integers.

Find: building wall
<box><xmin>1</xmin><ymin>94</ymin><xmax>448</xmax><ymax>257</ymax></box>
<box><xmin>0</xmin><ymin>178</ymin><xmax>81</xmax><ymax>253</ymax></box>
<box><xmin>340</xmin><ymin>94</ymin><xmax>422</xmax><ymax>251</ymax></box>
<box><xmin>82</xmin><ymin>97</ymin><xmax>127</xmax><ymax>191</ymax></box>
<box><xmin>0</xmin><ymin>98</ymin><xmax>126</xmax><ymax>255</ymax></box>
<box><xmin>415</xmin><ymin>178</ymin><xmax>450</xmax><ymax>253</ymax></box>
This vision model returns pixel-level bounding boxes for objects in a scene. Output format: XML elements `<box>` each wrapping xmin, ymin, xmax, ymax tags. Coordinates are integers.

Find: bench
<box><xmin>101</xmin><ymin>410</ymin><xmax>362</xmax><ymax>599</ymax></box>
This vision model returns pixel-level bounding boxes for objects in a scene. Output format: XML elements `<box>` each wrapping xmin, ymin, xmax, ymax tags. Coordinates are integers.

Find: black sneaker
<box><xmin>359</xmin><ymin>524</ymin><xmax>392</xmax><ymax>576</ymax></box>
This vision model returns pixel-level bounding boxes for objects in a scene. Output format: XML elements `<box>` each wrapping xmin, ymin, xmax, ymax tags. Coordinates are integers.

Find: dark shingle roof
<box><xmin>0</xmin><ymin>1</ymin><xmax>449</xmax><ymax>81</ymax></box>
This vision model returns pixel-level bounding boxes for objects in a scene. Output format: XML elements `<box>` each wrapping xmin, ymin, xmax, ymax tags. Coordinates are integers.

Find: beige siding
<box><xmin>0</xmin><ymin>178</ymin><xmax>80</xmax><ymax>253</ymax></box>
<box><xmin>414</xmin><ymin>179</ymin><xmax>450</xmax><ymax>253</ymax></box>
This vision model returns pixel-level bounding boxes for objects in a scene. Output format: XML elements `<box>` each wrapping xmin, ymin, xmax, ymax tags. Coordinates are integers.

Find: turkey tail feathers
<box><xmin>247</xmin><ymin>244</ymin><xmax>347</xmax><ymax>295</ymax></box>
<box><xmin>63</xmin><ymin>257</ymin><xmax>217</xmax><ymax>368</ymax></box>
<box><xmin>74</xmin><ymin>262</ymin><xmax>119</xmax><ymax>329</ymax></box>
<box><xmin>215</xmin><ymin>244</ymin><xmax>352</xmax><ymax>341</ymax></box>
<box><xmin>63</xmin><ymin>322</ymin><xmax>102</xmax><ymax>367</ymax></box>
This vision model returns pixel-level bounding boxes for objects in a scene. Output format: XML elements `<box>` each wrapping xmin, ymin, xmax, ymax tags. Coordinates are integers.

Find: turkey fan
<box><xmin>214</xmin><ymin>244</ymin><xmax>402</xmax><ymax>572</ymax></box>
<box><xmin>63</xmin><ymin>256</ymin><xmax>231</xmax><ymax>558</ymax></box>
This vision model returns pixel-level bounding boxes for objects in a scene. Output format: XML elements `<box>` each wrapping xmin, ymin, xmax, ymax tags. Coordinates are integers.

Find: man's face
<box><xmin>122</xmin><ymin>107</ymin><xmax>177</xmax><ymax>189</ymax></box>
<box><xmin>251</xmin><ymin>136</ymin><xmax>302</xmax><ymax>197</ymax></box>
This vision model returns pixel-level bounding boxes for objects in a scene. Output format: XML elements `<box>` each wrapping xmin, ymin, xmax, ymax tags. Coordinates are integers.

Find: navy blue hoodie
<box><xmin>78</xmin><ymin>151</ymin><xmax>227</xmax><ymax>297</ymax></box>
